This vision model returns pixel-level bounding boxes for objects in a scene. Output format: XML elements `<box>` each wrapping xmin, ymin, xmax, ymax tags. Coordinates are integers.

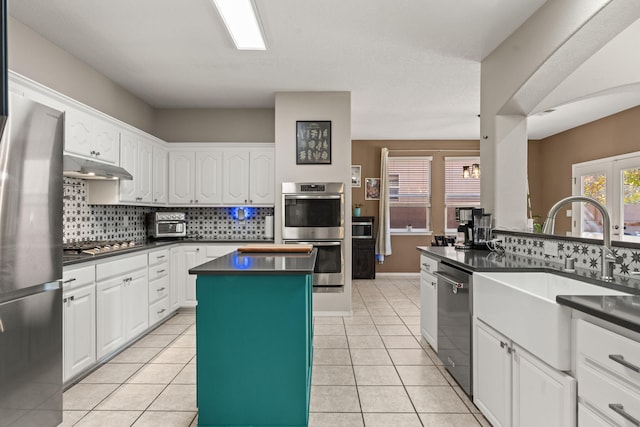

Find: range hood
<box><xmin>63</xmin><ymin>155</ymin><xmax>133</xmax><ymax>180</ymax></box>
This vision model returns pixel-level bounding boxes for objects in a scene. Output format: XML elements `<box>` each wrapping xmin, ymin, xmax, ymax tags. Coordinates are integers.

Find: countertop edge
<box><xmin>188</xmin><ymin>250</ymin><xmax>318</xmax><ymax>276</ymax></box>
<box><xmin>556</xmin><ymin>295</ymin><xmax>640</xmax><ymax>334</ymax></box>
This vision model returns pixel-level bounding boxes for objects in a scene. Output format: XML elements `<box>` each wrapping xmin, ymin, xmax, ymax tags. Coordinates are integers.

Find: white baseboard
<box><xmin>375</xmin><ymin>272</ymin><xmax>420</xmax><ymax>277</ymax></box>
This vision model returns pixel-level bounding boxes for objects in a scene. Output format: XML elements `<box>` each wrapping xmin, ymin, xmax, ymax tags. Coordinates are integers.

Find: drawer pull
<box><xmin>609</xmin><ymin>404</ymin><xmax>640</xmax><ymax>426</ymax></box>
<box><xmin>156</xmin><ymin>255</ymin><xmax>166</xmax><ymax>260</ymax></box>
<box><xmin>63</xmin><ymin>278</ymin><xmax>76</xmax><ymax>284</ymax></box>
<box><xmin>422</xmin><ymin>263</ymin><xmax>431</xmax><ymax>271</ymax></box>
<box><xmin>157</xmin><ymin>308</ymin><xmax>166</xmax><ymax>315</ymax></box>
<box><xmin>157</xmin><ymin>287</ymin><xmax>166</xmax><ymax>292</ymax></box>
<box><xmin>609</xmin><ymin>354</ymin><xmax>640</xmax><ymax>372</ymax></box>
<box><xmin>157</xmin><ymin>269</ymin><xmax>166</xmax><ymax>274</ymax></box>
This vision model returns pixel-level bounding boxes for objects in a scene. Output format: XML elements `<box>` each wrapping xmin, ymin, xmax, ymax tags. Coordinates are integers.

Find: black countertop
<box><xmin>62</xmin><ymin>239</ymin><xmax>274</xmax><ymax>267</ymax></box>
<box><xmin>417</xmin><ymin>246</ymin><xmax>640</xmax><ymax>333</ymax></box>
<box><xmin>188</xmin><ymin>249</ymin><xmax>317</xmax><ymax>276</ymax></box>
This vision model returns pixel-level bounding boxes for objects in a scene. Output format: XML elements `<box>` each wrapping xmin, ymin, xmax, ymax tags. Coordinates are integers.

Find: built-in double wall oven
<box><xmin>282</xmin><ymin>182</ymin><xmax>345</xmax><ymax>287</ymax></box>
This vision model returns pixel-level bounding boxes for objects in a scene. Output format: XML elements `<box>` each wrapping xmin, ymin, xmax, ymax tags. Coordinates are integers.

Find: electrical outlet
<box><xmin>543</xmin><ymin>241</ymin><xmax>558</xmax><ymax>257</ymax></box>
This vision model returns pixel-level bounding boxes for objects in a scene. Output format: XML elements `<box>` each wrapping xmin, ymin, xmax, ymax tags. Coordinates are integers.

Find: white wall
<box><xmin>274</xmin><ymin>92</ymin><xmax>352</xmax><ymax>314</ymax></box>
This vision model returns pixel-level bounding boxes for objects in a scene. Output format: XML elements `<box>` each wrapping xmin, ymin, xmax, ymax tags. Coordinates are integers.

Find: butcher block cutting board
<box><xmin>237</xmin><ymin>244</ymin><xmax>313</xmax><ymax>253</ymax></box>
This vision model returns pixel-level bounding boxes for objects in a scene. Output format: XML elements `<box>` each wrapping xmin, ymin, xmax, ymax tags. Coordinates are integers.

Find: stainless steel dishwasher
<box><xmin>434</xmin><ymin>262</ymin><xmax>473</xmax><ymax>396</ymax></box>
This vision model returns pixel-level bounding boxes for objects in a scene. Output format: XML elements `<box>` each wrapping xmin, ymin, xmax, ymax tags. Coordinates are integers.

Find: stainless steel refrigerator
<box><xmin>0</xmin><ymin>95</ymin><xmax>64</xmax><ymax>426</ymax></box>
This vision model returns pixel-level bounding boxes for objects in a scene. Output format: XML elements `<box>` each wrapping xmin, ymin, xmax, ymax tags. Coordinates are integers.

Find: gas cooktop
<box><xmin>63</xmin><ymin>240</ymin><xmax>138</xmax><ymax>256</ymax></box>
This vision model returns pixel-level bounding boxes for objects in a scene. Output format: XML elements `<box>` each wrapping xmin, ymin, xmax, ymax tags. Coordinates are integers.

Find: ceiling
<box><xmin>8</xmin><ymin>0</ymin><xmax>640</xmax><ymax>140</ymax></box>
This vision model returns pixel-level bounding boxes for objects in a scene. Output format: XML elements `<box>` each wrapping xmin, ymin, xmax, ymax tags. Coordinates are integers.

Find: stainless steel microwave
<box><xmin>352</xmin><ymin>216</ymin><xmax>374</xmax><ymax>239</ymax></box>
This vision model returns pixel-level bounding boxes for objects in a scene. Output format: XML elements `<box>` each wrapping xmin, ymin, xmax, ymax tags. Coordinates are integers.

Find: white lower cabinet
<box><xmin>96</xmin><ymin>254</ymin><xmax>148</xmax><ymax>359</ymax></box>
<box><xmin>419</xmin><ymin>254</ymin><xmax>438</xmax><ymax>351</ymax></box>
<box><xmin>576</xmin><ymin>319</ymin><xmax>640</xmax><ymax>426</ymax></box>
<box><xmin>63</xmin><ymin>283</ymin><xmax>96</xmax><ymax>383</ymax></box>
<box><xmin>148</xmin><ymin>248</ymin><xmax>170</xmax><ymax>326</ymax></box>
<box><xmin>473</xmin><ymin>318</ymin><xmax>576</xmax><ymax>427</ymax></box>
<box><xmin>170</xmin><ymin>246</ymin><xmax>185</xmax><ymax>312</ymax></box>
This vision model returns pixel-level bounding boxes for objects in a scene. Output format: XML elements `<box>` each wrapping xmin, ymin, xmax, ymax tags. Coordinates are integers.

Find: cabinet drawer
<box><xmin>149</xmin><ymin>275</ymin><xmax>169</xmax><ymax>304</ymax></box>
<box><xmin>578</xmin><ymin>403</ymin><xmax>614</xmax><ymax>427</ymax></box>
<box><xmin>148</xmin><ymin>263</ymin><xmax>169</xmax><ymax>282</ymax></box>
<box><xmin>149</xmin><ymin>296</ymin><xmax>170</xmax><ymax>327</ymax></box>
<box><xmin>96</xmin><ymin>253</ymin><xmax>147</xmax><ymax>281</ymax></box>
<box><xmin>578</xmin><ymin>361</ymin><xmax>640</xmax><ymax>426</ymax></box>
<box><xmin>62</xmin><ymin>265</ymin><xmax>95</xmax><ymax>290</ymax></box>
<box><xmin>420</xmin><ymin>254</ymin><xmax>438</xmax><ymax>273</ymax></box>
<box><xmin>148</xmin><ymin>248</ymin><xmax>170</xmax><ymax>267</ymax></box>
<box><xmin>576</xmin><ymin>319</ymin><xmax>640</xmax><ymax>387</ymax></box>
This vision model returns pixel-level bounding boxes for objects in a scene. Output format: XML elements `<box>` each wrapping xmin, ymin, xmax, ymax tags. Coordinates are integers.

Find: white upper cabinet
<box><xmin>222</xmin><ymin>148</ymin><xmax>275</xmax><ymax>205</ymax></box>
<box><xmin>195</xmin><ymin>150</ymin><xmax>223</xmax><ymax>204</ymax></box>
<box><xmin>152</xmin><ymin>145</ymin><xmax>168</xmax><ymax>204</ymax></box>
<box><xmin>223</xmin><ymin>151</ymin><xmax>250</xmax><ymax>204</ymax></box>
<box><xmin>65</xmin><ymin>107</ymin><xmax>120</xmax><ymax>165</ymax></box>
<box><xmin>169</xmin><ymin>150</ymin><xmax>223</xmax><ymax>205</ymax></box>
<box><xmin>169</xmin><ymin>151</ymin><xmax>196</xmax><ymax>204</ymax></box>
<box><xmin>249</xmin><ymin>150</ymin><xmax>275</xmax><ymax>204</ymax></box>
<box><xmin>118</xmin><ymin>132</ymin><xmax>153</xmax><ymax>203</ymax></box>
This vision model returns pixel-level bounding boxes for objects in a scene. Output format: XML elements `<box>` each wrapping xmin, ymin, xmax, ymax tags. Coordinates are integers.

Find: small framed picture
<box><xmin>365</xmin><ymin>178</ymin><xmax>380</xmax><ymax>200</ymax></box>
<box><xmin>296</xmin><ymin>121</ymin><xmax>331</xmax><ymax>164</ymax></box>
<box><xmin>351</xmin><ymin>165</ymin><xmax>361</xmax><ymax>187</ymax></box>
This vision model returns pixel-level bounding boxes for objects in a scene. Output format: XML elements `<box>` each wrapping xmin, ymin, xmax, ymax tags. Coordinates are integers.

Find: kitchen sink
<box><xmin>473</xmin><ymin>272</ymin><xmax>630</xmax><ymax>370</ymax></box>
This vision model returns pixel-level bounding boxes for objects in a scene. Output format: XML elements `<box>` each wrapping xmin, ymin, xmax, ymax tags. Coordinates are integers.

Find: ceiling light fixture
<box><xmin>212</xmin><ymin>0</ymin><xmax>266</xmax><ymax>50</ymax></box>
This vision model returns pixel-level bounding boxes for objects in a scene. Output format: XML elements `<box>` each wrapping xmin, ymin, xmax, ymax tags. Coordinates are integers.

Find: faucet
<box><xmin>542</xmin><ymin>195</ymin><xmax>616</xmax><ymax>281</ymax></box>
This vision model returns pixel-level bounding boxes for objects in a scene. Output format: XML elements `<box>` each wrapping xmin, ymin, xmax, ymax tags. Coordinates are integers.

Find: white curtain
<box><xmin>376</xmin><ymin>147</ymin><xmax>392</xmax><ymax>263</ymax></box>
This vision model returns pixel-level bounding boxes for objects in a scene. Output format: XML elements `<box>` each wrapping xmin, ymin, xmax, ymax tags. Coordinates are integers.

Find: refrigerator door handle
<box><xmin>0</xmin><ymin>316</ymin><xmax>4</xmax><ymax>333</ymax></box>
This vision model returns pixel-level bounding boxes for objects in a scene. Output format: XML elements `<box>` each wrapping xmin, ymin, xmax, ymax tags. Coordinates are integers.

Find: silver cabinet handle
<box><xmin>158</xmin><ymin>309</ymin><xmax>166</xmax><ymax>315</ymax></box>
<box><xmin>500</xmin><ymin>341</ymin><xmax>507</xmax><ymax>349</ymax></box>
<box><xmin>609</xmin><ymin>354</ymin><xmax>640</xmax><ymax>372</ymax></box>
<box><xmin>0</xmin><ymin>317</ymin><xmax>4</xmax><ymax>333</ymax></box>
<box><xmin>422</xmin><ymin>263</ymin><xmax>431</xmax><ymax>271</ymax></box>
<box><xmin>156</xmin><ymin>255</ymin><xmax>166</xmax><ymax>260</ymax></box>
<box><xmin>63</xmin><ymin>297</ymin><xmax>68</xmax><ymax>303</ymax></box>
<box><xmin>431</xmin><ymin>281</ymin><xmax>436</xmax><ymax>287</ymax></box>
<box><xmin>157</xmin><ymin>287</ymin><xmax>166</xmax><ymax>292</ymax></box>
<box><xmin>157</xmin><ymin>269</ymin><xmax>166</xmax><ymax>274</ymax></box>
<box><xmin>63</xmin><ymin>278</ymin><xmax>76</xmax><ymax>284</ymax></box>
<box><xmin>609</xmin><ymin>404</ymin><xmax>640</xmax><ymax>426</ymax></box>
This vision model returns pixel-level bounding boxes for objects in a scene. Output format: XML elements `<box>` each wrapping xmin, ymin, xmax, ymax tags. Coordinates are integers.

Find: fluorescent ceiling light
<box><xmin>213</xmin><ymin>0</ymin><xmax>266</xmax><ymax>50</ymax></box>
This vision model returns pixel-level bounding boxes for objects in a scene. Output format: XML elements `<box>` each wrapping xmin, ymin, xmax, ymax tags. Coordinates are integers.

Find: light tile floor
<box><xmin>61</xmin><ymin>276</ymin><xmax>491</xmax><ymax>426</ymax></box>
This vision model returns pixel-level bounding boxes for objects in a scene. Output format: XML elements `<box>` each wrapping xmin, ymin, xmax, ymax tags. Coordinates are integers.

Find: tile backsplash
<box><xmin>493</xmin><ymin>230</ymin><xmax>640</xmax><ymax>276</ymax></box>
<box><xmin>63</xmin><ymin>178</ymin><xmax>274</xmax><ymax>243</ymax></box>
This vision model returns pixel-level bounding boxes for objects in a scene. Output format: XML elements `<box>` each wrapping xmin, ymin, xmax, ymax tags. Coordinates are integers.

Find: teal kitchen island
<box><xmin>189</xmin><ymin>248</ymin><xmax>316</xmax><ymax>427</ymax></box>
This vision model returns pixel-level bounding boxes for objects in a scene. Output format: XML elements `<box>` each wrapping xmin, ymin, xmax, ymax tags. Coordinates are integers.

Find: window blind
<box><xmin>388</xmin><ymin>156</ymin><xmax>432</xmax><ymax>230</ymax></box>
<box><xmin>445</xmin><ymin>157</ymin><xmax>480</xmax><ymax>205</ymax></box>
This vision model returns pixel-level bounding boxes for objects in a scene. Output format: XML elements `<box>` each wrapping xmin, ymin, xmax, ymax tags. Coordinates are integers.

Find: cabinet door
<box><xmin>249</xmin><ymin>150</ymin><xmax>275</xmax><ymax>204</ymax></box>
<box><xmin>119</xmin><ymin>132</ymin><xmax>138</xmax><ymax>202</ymax></box>
<box><xmin>96</xmin><ymin>278</ymin><xmax>125</xmax><ymax>359</ymax></box>
<box><xmin>152</xmin><ymin>145</ymin><xmax>168</xmax><ymax>204</ymax></box>
<box><xmin>63</xmin><ymin>284</ymin><xmax>96</xmax><ymax>382</ymax></box>
<box><xmin>512</xmin><ymin>343</ymin><xmax>576</xmax><ymax>427</ymax></box>
<box><xmin>169</xmin><ymin>151</ymin><xmax>195</xmax><ymax>204</ymax></box>
<box><xmin>183</xmin><ymin>246</ymin><xmax>201</xmax><ymax>306</ymax></box>
<box><xmin>196</xmin><ymin>151</ymin><xmax>223</xmax><ymax>204</ymax></box>
<box><xmin>420</xmin><ymin>271</ymin><xmax>437</xmax><ymax>351</ymax></box>
<box><xmin>124</xmin><ymin>269</ymin><xmax>149</xmax><ymax>341</ymax></box>
<box><xmin>223</xmin><ymin>150</ymin><xmax>250</xmax><ymax>204</ymax></box>
<box><xmin>473</xmin><ymin>319</ymin><xmax>511</xmax><ymax>427</ymax></box>
<box><xmin>93</xmin><ymin>118</ymin><xmax>120</xmax><ymax>164</ymax></box>
<box><xmin>170</xmin><ymin>246</ymin><xmax>184</xmax><ymax>311</ymax></box>
<box><xmin>137</xmin><ymin>139</ymin><xmax>153</xmax><ymax>203</ymax></box>
<box><xmin>64</xmin><ymin>108</ymin><xmax>94</xmax><ymax>158</ymax></box>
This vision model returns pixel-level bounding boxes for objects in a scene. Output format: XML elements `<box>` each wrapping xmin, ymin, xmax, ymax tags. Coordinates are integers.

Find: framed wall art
<box><xmin>365</xmin><ymin>178</ymin><xmax>380</xmax><ymax>200</ymax></box>
<box><xmin>296</xmin><ymin>121</ymin><xmax>331</xmax><ymax>164</ymax></box>
<box><xmin>351</xmin><ymin>165</ymin><xmax>361</xmax><ymax>187</ymax></box>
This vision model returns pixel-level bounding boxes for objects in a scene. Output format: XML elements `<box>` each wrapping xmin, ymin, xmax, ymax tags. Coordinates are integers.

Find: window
<box><xmin>573</xmin><ymin>152</ymin><xmax>640</xmax><ymax>242</ymax></box>
<box><xmin>444</xmin><ymin>157</ymin><xmax>480</xmax><ymax>232</ymax></box>
<box><xmin>388</xmin><ymin>157</ymin><xmax>431</xmax><ymax>232</ymax></box>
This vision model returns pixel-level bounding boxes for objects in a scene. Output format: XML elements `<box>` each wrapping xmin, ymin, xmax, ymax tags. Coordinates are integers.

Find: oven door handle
<box><xmin>284</xmin><ymin>194</ymin><xmax>342</xmax><ymax>200</ymax></box>
<box><xmin>289</xmin><ymin>241</ymin><xmax>342</xmax><ymax>246</ymax></box>
<box><xmin>433</xmin><ymin>271</ymin><xmax>466</xmax><ymax>293</ymax></box>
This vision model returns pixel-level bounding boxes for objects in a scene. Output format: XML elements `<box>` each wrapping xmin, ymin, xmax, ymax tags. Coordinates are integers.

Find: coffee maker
<box><xmin>455</xmin><ymin>207</ymin><xmax>492</xmax><ymax>250</ymax></box>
